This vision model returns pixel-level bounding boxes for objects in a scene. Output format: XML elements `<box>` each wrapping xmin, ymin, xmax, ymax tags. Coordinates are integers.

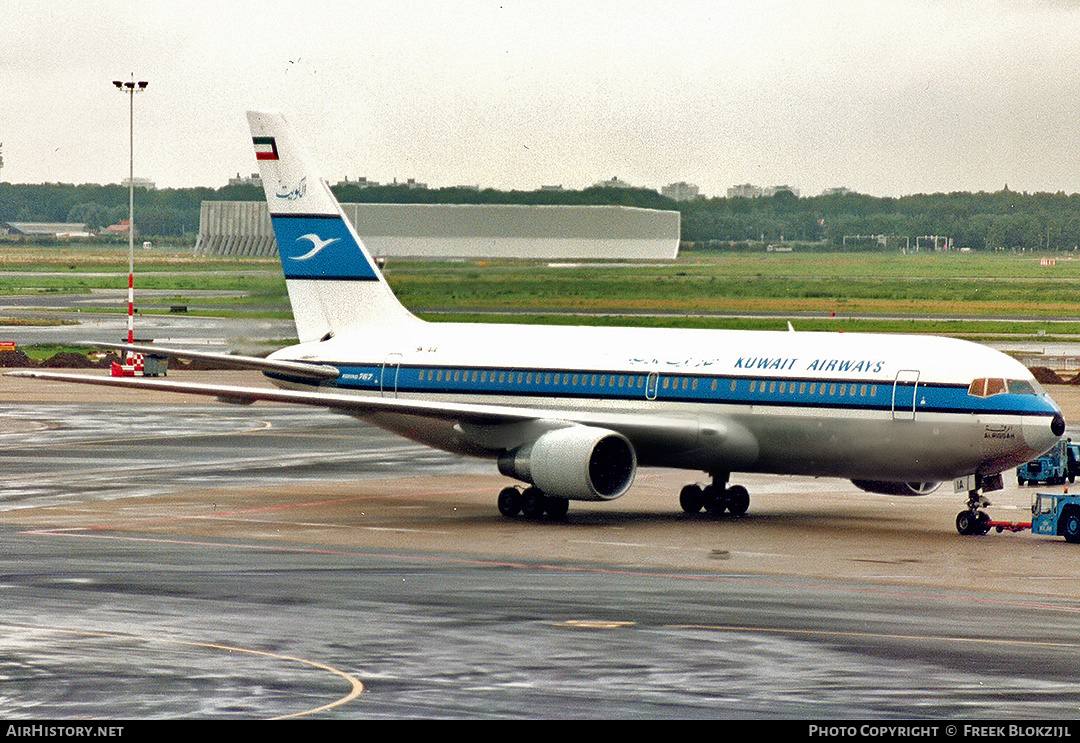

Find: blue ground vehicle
<box><xmin>1017</xmin><ymin>440</ymin><xmax>1069</xmax><ymax>486</ymax></box>
<box><xmin>1031</xmin><ymin>492</ymin><xmax>1080</xmax><ymax>543</ymax></box>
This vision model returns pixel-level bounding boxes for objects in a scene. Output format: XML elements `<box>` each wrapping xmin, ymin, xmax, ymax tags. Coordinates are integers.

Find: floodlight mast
<box><xmin>112</xmin><ymin>75</ymin><xmax>148</xmax><ymax>349</ymax></box>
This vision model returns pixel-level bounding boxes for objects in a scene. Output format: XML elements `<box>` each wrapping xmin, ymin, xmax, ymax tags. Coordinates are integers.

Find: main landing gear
<box><xmin>497</xmin><ymin>485</ymin><xmax>570</xmax><ymax>521</ymax></box>
<box><xmin>955</xmin><ymin>473</ymin><xmax>1003</xmax><ymax>536</ymax></box>
<box><xmin>679</xmin><ymin>472</ymin><xmax>750</xmax><ymax>518</ymax></box>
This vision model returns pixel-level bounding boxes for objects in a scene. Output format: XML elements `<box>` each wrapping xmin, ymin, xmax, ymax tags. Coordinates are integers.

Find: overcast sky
<box><xmin>4</xmin><ymin>0</ymin><xmax>1080</xmax><ymax>197</ymax></box>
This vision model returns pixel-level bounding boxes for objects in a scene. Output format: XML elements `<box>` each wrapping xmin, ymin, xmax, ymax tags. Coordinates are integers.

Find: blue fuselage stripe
<box><xmin>265</xmin><ymin>363</ymin><xmax>1057</xmax><ymax>418</ymax></box>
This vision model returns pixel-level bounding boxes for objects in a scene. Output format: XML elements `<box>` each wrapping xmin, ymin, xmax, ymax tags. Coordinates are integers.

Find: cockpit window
<box><xmin>1006</xmin><ymin>379</ymin><xmax>1037</xmax><ymax>395</ymax></box>
<box><xmin>968</xmin><ymin>377</ymin><xmax>1039</xmax><ymax>397</ymax></box>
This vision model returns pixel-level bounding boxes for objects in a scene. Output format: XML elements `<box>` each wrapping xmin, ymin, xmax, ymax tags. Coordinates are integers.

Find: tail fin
<box><xmin>246</xmin><ymin>110</ymin><xmax>418</xmax><ymax>343</ymax></box>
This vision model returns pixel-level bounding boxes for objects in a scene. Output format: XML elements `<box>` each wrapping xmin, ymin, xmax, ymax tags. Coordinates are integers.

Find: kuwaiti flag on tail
<box><xmin>252</xmin><ymin>136</ymin><xmax>279</xmax><ymax>160</ymax></box>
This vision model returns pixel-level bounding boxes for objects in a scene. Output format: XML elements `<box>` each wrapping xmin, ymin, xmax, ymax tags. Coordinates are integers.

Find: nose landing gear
<box><xmin>955</xmin><ymin>473</ymin><xmax>1002</xmax><ymax>536</ymax></box>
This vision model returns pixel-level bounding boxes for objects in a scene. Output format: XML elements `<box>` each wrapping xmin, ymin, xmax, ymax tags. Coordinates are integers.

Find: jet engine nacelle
<box><xmin>497</xmin><ymin>426</ymin><xmax>637</xmax><ymax>501</ymax></box>
<box><xmin>851</xmin><ymin>479</ymin><xmax>941</xmax><ymax>496</ymax></box>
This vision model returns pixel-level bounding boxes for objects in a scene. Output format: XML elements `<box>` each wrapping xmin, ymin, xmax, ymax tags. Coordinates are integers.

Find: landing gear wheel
<box><xmin>544</xmin><ymin>496</ymin><xmax>570</xmax><ymax>520</ymax></box>
<box><xmin>956</xmin><ymin>510</ymin><xmax>990</xmax><ymax>536</ymax></box>
<box><xmin>703</xmin><ymin>485</ymin><xmax>726</xmax><ymax>517</ymax></box>
<box><xmin>680</xmin><ymin>484</ymin><xmax>705</xmax><ymax>514</ymax></box>
<box><xmin>725</xmin><ymin>485</ymin><xmax>750</xmax><ymax>517</ymax></box>
<box><xmin>497</xmin><ymin>487</ymin><xmax>521</xmax><ymax>518</ymax></box>
<box><xmin>520</xmin><ymin>486</ymin><xmax>546</xmax><ymax>520</ymax></box>
<box><xmin>956</xmin><ymin>510</ymin><xmax>975</xmax><ymax>535</ymax></box>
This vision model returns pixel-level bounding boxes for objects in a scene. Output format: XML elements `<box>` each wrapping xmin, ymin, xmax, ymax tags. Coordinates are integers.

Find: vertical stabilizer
<box><xmin>246</xmin><ymin>110</ymin><xmax>418</xmax><ymax>342</ymax></box>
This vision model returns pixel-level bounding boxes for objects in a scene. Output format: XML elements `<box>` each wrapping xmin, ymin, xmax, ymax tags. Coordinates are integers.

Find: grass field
<box><xmin>2</xmin><ymin>244</ymin><xmax>1079</xmax><ymax>342</ymax></box>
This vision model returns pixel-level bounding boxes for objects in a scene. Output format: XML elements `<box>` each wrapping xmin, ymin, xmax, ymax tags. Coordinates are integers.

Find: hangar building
<box><xmin>196</xmin><ymin>201</ymin><xmax>680</xmax><ymax>260</ymax></box>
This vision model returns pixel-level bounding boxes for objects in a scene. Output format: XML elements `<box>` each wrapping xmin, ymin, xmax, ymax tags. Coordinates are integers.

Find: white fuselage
<box><xmin>268</xmin><ymin>321</ymin><xmax>1064</xmax><ymax>484</ymax></box>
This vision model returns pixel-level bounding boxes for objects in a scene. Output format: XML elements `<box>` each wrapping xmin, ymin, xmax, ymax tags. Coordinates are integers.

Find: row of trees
<box><xmin>0</xmin><ymin>182</ymin><xmax>213</xmax><ymax>238</ymax></box>
<box><xmin>3</xmin><ymin>180</ymin><xmax>1080</xmax><ymax>251</ymax></box>
<box><xmin>678</xmin><ymin>189</ymin><xmax>1080</xmax><ymax>251</ymax></box>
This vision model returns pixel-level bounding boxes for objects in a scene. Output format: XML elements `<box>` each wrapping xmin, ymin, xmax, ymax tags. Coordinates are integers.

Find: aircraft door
<box><xmin>645</xmin><ymin>372</ymin><xmax>659</xmax><ymax>400</ymax></box>
<box><xmin>892</xmin><ymin>369</ymin><xmax>920</xmax><ymax>420</ymax></box>
<box><xmin>381</xmin><ymin>353</ymin><xmax>403</xmax><ymax>398</ymax></box>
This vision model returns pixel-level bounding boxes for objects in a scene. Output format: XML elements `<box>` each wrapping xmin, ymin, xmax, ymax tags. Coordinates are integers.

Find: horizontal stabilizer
<box><xmin>84</xmin><ymin>342</ymin><xmax>339</xmax><ymax>381</ymax></box>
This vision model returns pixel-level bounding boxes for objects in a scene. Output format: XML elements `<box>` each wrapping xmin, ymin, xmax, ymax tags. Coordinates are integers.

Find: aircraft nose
<box><xmin>1052</xmin><ymin>413</ymin><xmax>1066</xmax><ymax>438</ymax></box>
<box><xmin>1023</xmin><ymin>413</ymin><xmax>1066</xmax><ymax>458</ymax></box>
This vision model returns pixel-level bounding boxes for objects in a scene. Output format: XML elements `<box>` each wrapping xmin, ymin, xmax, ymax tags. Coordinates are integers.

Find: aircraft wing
<box><xmin>86</xmin><ymin>342</ymin><xmax>339</xmax><ymax>381</ymax></box>
<box><xmin>8</xmin><ymin>369</ymin><xmax>527</xmax><ymax>421</ymax></box>
<box><xmin>5</xmin><ymin>369</ymin><xmax>703</xmax><ymax>450</ymax></box>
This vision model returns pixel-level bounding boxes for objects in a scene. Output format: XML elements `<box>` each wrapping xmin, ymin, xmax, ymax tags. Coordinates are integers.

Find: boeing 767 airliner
<box><xmin>12</xmin><ymin>110</ymin><xmax>1066</xmax><ymax>535</ymax></box>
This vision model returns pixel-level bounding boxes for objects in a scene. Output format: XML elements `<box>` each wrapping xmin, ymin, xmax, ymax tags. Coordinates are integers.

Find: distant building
<box><xmin>661</xmin><ymin>182</ymin><xmax>700</xmax><ymax>201</ymax></box>
<box><xmin>196</xmin><ymin>202</ymin><xmax>680</xmax><ymax>261</ymax></box>
<box><xmin>228</xmin><ymin>172</ymin><xmax>262</xmax><ymax>187</ymax></box>
<box><xmin>2</xmin><ymin>222</ymin><xmax>92</xmax><ymax>238</ymax></box>
<box><xmin>390</xmin><ymin>178</ymin><xmax>427</xmax><ymax>190</ymax></box>
<box><xmin>727</xmin><ymin>183</ymin><xmax>801</xmax><ymax>199</ymax></box>
<box><xmin>594</xmin><ymin>176</ymin><xmax>635</xmax><ymax>190</ymax></box>
<box><xmin>121</xmin><ymin>176</ymin><xmax>156</xmax><ymax>190</ymax></box>
<box><xmin>334</xmin><ymin>176</ymin><xmax>379</xmax><ymax>188</ymax></box>
<box><xmin>763</xmin><ymin>185</ymin><xmax>799</xmax><ymax>198</ymax></box>
<box><xmin>727</xmin><ymin>183</ymin><xmax>763</xmax><ymax>199</ymax></box>
<box><xmin>105</xmin><ymin>219</ymin><xmax>139</xmax><ymax>238</ymax></box>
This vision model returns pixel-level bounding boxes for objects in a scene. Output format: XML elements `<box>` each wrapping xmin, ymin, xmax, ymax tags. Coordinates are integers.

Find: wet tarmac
<box><xmin>2</xmin><ymin>373</ymin><xmax>1080</xmax><ymax>718</ymax></box>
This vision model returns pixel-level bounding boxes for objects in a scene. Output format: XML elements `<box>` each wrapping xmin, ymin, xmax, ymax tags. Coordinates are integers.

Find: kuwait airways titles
<box><xmin>733</xmin><ymin>356</ymin><xmax>885</xmax><ymax>374</ymax></box>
